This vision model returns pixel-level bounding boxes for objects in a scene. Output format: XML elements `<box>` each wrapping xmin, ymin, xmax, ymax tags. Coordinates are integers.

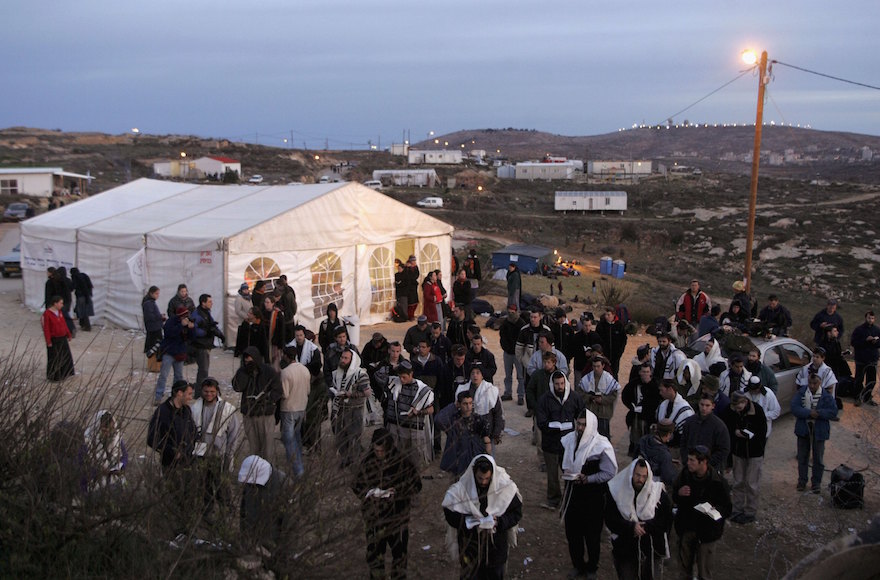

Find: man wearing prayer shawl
<box><xmin>560</xmin><ymin>409</ymin><xmax>618</xmax><ymax>580</ymax></box>
<box><xmin>604</xmin><ymin>459</ymin><xmax>672</xmax><ymax>580</ymax></box>
<box><xmin>442</xmin><ymin>454</ymin><xmax>522</xmax><ymax>579</ymax></box>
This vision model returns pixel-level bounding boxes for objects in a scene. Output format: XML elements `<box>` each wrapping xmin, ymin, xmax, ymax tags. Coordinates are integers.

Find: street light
<box><xmin>742</xmin><ymin>49</ymin><xmax>769</xmax><ymax>294</ymax></box>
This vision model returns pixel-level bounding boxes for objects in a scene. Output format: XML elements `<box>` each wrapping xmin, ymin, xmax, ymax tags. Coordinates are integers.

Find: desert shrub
<box><xmin>598</xmin><ymin>280</ymin><xmax>634</xmax><ymax>309</ymax></box>
<box><xmin>619</xmin><ymin>223</ymin><xmax>639</xmax><ymax>242</ymax></box>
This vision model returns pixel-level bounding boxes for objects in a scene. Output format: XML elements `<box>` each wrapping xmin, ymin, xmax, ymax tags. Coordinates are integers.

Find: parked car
<box><xmin>363</xmin><ymin>180</ymin><xmax>383</xmax><ymax>190</ymax></box>
<box><xmin>685</xmin><ymin>333</ymin><xmax>812</xmax><ymax>414</ymax></box>
<box><xmin>3</xmin><ymin>203</ymin><xmax>29</xmax><ymax>222</ymax></box>
<box><xmin>0</xmin><ymin>244</ymin><xmax>21</xmax><ymax>278</ymax></box>
<box><xmin>248</xmin><ymin>175</ymin><xmax>264</xmax><ymax>184</ymax></box>
<box><xmin>318</xmin><ymin>176</ymin><xmax>330</xmax><ymax>184</ymax></box>
<box><xmin>416</xmin><ymin>196</ymin><xmax>443</xmax><ymax>208</ymax></box>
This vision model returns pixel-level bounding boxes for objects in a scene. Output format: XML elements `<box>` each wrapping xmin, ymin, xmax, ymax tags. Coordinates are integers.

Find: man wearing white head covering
<box><xmin>81</xmin><ymin>410</ymin><xmax>128</xmax><ymax>492</ymax></box>
<box><xmin>331</xmin><ymin>348</ymin><xmax>372</xmax><ymax>468</ymax></box>
<box><xmin>694</xmin><ymin>337</ymin><xmax>727</xmax><ymax>376</ymax></box>
<box><xmin>455</xmin><ymin>363</ymin><xmax>504</xmax><ymax>450</ymax></box>
<box><xmin>560</xmin><ymin>409</ymin><xmax>618</xmax><ymax>580</ymax></box>
<box><xmin>238</xmin><ymin>455</ymin><xmax>286</xmax><ymax>548</ymax></box>
<box><xmin>604</xmin><ymin>458</ymin><xmax>673</xmax><ymax>580</ymax></box>
<box><xmin>442</xmin><ymin>454</ymin><xmax>523</xmax><ymax>579</ymax></box>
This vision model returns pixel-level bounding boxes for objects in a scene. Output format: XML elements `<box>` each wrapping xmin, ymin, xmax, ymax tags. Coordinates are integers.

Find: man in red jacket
<box><xmin>676</xmin><ymin>279</ymin><xmax>712</xmax><ymax>325</ymax></box>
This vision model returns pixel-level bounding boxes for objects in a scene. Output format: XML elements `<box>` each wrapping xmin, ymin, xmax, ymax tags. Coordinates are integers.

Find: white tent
<box><xmin>21</xmin><ymin>178</ymin><xmax>453</xmax><ymax>340</ymax></box>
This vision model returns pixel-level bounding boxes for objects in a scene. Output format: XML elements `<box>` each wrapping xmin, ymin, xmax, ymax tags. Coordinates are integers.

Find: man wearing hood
<box><xmin>694</xmin><ymin>337</ymin><xmax>727</xmax><ymax>377</ymax></box>
<box><xmin>385</xmin><ymin>360</ymin><xmax>434</xmax><ymax>467</ymax></box>
<box><xmin>723</xmin><ymin>391</ymin><xmax>767</xmax><ymax>524</ymax></box>
<box><xmin>605</xmin><ymin>459</ymin><xmax>673</xmax><ymax>580</ymax></box>
<box><xmin>442</xmin><ymin>455</ymin><xmax>522</xmax><ymax>579</ymax></box>
<box><xmin>232</xmin><ymin>346</ymin><xmax>283</xmax><ymax>461</ymax></box>
<box><xmin>166</xmin><ymin>283</ymin><xmax>195</xmax><ymax>318</ymax></box>
<box><xmin>455</xmin><ymin>363</ymin><xmax>504</xmax><ymax>451</ymax></box>
<box><xmin>676</xmin><ymin>358</ymin><xmax>703</xmax><ymax>398</ymax></box>
<box><xmin>537</xmin><ymin>370</ymin><xmax>585</xmax><ymax>510</ymax></box>
<box><xmin>718</xmin><ymin>354</ymin><xmax>752</xmax><ymax>397</ymax></box>
<box><xmin>650</xmin><ymin>333</ymin><xmax>687</xmax><ymax>382</ymax></box>
<box><xmin>352</xmin><ymin>428</ymin><xmax>422</xmax><ymax>580</ymax></box>
<box><xmin>623</xmin><ymin>363</ymin><xmax>661</xmax><ymax>458</ymax></box>
<box><xmin>318</xmin><ymin>302</ymin><xmax>345</xmax><ymax>352</ymax></box>
<box><xmin>560</xmin><ymin>409</ymin><xmax>618</xmax><ymax>580</ymax></box>
<box><xmin>331</xmin><ymin>348</ymin><xmax>372</xmax><ymax>468</ymax></box>
<box><xmin>578</xmin><ymin>356</ymin><xmax>620</xmax><ymax>438</ymax></box>
<box><xmin>680</xmin><ymin>395</ymin><xmax>730</xmax><ymax>473</ymax></box>
<box><xmin>672</xmin><ymin>445</ymin><xmax>732</xmax><ymax>579</ymax></box>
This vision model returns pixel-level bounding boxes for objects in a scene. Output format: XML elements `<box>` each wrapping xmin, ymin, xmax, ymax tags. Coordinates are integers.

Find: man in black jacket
<box><xmin>536</xmin><ymin>370</ymin><xmax>585</xmax><ymax>509</ymax></box>
<box><xmin>673</xmin><ymin>446</ymin><xmax>732</xmax><ymax>580</ymax></box>
<box><xmin>622</xmin><ymin>362</ymin><xmax>661</xmax><ymax>457</ymax></box>
<box><xmin>596</xmin><ymin>307</ymin><xmax>628</xmax><ymax>380</ymax></box>
<box><xmin>723</xmin><ymin>391</ymin><xmax>767</xmax><ymax>524</ymax></box>
<box><xmin>232</xmin><ymin>346</ymin><xmax>282</xmax><ymax>461</ymax></box>
<box><xmin>605</xmin><ymin>459</ymin><xmax>673</xmax><ymax>580</ymax></box>
<box><xmin>190</xmin><ymin>294</ymin><xmax>225</xmax><ymax>395</ymax></box>
<box><xmin>499</xmin><ymin>305</ymin><xmax>526</xmax><ymax>404</ymax></box>
<box><xmin>147</xmin><ymin>380</ymin><xmax>196</xmax><ymax>473</ymax></box>
<box><xmin>680</xmin><ymin>395</ymin><xmax>731</xmax><ymax>473</ymax></box>
<box><xmin>852</xmin><ymin>310</ymin><xmax>880</xmax><ymax>405</ymax></box>
<box><xmin>352</xmin><ymin>429</ymin><xmax>422</xmax><ymax>580</ymax></box>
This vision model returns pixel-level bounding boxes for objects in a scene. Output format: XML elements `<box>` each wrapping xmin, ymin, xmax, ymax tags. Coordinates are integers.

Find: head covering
<box><xmin>677</xmin><ymin>359</ymin><xmax>702</xmax><ymax>397</ymax></box>
<box><xmin>562</xmin><ymin>409</ymin><xmax>616</xmax><ymax>480</ymax></box>
<box><xmin>695</xmin><ymin>338</ymin><xmax>726</xmax><ymax>374</ymax></box>
<box><xmin>656</xmin><ymin>419</ymin><xmax>675</xmax><ymax>436</ymax></box>
<box><xmin>747</xmin><ymin>375</ymin><xmax>762</xmax><ymax>390</ymax></box>
<box><xmin>732</xmin><ymin>280</ymin><xmax>746</xmax><ymax>292</ymax></box>
<box><xmin>637</xmin><ymin>343</ymin><xmax>651</xmax><ymax>359</ymax></box>
<box><xmin>827</xmin><ymin>298</ymin><xmax>838</xmax><ymax>306</ymax></box>
<box><xmin>397</xmin><ymin>359</ymin><xmax>414</xmax><ymax>373</ymax></box>
<box><xmin>175</xmin><ymin>306</ymin><xmax>189</xmax><ymax>317</ymax></box>
<box><xmin>238</xmin><ymin>455</ymin><xmax>273</xmax><ymax>486</ymax></box>
<box><xmin>239</xmin><ymin>282</ymin><xmax>250</xmax><ymax>296</ymax></box>
<box><xmin>372</xmin><ymin>332</ymin><xmax>384</xmax><ymax>342</ymax></box>
<box><xmin>441</xmin><ymin>454</ymin><xmax>521</xmax><ymax>519</ymax></box>
<box><xmin>417</xmin><ymin>315</ymin><xmax>428</xmax><ymax>324</ymax></box>
<box><xmin>607</xmin><ymin>459</ymin><xmax>665</xmax><ymax>525</ymax></box>
<box><xmin>82</xmin><ymin>410</ymin><xmax>125</xmax><ymax>490</ymax></box>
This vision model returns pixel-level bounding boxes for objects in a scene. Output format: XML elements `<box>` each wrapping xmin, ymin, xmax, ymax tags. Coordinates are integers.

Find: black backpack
<box><xmin>830</xmin><ymin>464</ymin><xmax>865</xmax><ymax>509</ymax></box>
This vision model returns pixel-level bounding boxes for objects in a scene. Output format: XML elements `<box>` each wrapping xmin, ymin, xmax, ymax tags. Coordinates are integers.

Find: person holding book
<box><xmin>723</xmin><ymin>391</ymin><xmax>767</xmax><ymax>524</ymax></box>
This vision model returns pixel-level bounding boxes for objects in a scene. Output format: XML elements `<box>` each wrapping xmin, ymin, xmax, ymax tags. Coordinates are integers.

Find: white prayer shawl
<box><xmin>287</xmin><ymin>336</ymin><xmax>319</xmax><ymax>366</ymax></box>
<box><xmin>746</xmin><ymin>388</ymin><xmax>781</xmax><ymax>436</ymax></box>
<box><xmin>795</xmin><ymin>362</ymin><xmax>837</xmax><ymax>394</ymax></box>
<box><xmin>608</xmin><ymin>460</ymin><xmax>664</xmax><ymax>524</ymax></box>
<box><xmin>442</xmin><ymin>454</ymin><xmax>522</xmax><ymax>557</ymax></box>
<box><xmin>548</xmin><ymin>372</ymin><xmax>571</xmax><ymax>405</ymax></box>
<box><xmin>678</xmin><ymin>359</ymin><xmax>703</xmax><ymax>397</ymax></box>
<box><xmin>578</xmin><ymin>370</ymin><xmax>621</xmax><ymax>396</ymax></box>
<box><xmin>456</xmin><ymin>380</ymin><xmax>500</xmax><ymax>416</ymax></box>
<box><xmin>561</xmin><ymin>410</ymin><xmax>617</xmax><ymax>477</ymax></box>
<box><xmin>718</xmin><ymin>368</ymin><xmax>753</xmax><ymax>397</ymax></box>
<box><xmin>238</xmin><ymin>455</ymin><xmax>272</xmax><ymax>486</ymax></box>
<box><xmin>83</xmin><ymin>410</ymin><xmax>125</xmax><ymax>490</ymax></box>
<box><xmin>656</xmin><ymin>394</ymin><xmax>695</xmax><ymax>430</ymax></box>
<box><xmin>694</xmin><ymin>339</ymin><xmax>726</xmax><ymax>374</ymax></box>
<box><xmin>650</xmin><ymin>345</ymin><xmax>687</xmax><ymax>380</ymax></box>
<box><xmin>803</xmin><ymin>386</ymin><xmax>820</xmax><ymax>410</ymax></box>
<box><xmin>331</xmin><ymin>351</ymin><xmax>369</xmax><ymax>397</ymax></box>
<box><xmin>389</xmin><ymin>377</ymin><xmax>435</xmax><ymax>414</ymax></box>
<box><xmin>191</xmin><ymin>396</ymin><xmax>238</xmax><ymax>458</ymax></box>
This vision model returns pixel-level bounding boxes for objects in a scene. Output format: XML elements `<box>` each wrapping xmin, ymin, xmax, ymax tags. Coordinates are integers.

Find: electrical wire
<box><xmin>655</xmin><ymin>67</ymin><xmax>757</xmax><ymax>126</ymax></box>
<box><xmin>772</xmin><ymin>60</ymin><xmax>880</xmax><ymax>91</ymax></box>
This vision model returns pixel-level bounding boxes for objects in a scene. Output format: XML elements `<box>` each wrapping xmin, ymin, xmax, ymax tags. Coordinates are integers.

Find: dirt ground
<box><xmin>2</xmin><ymin>225</ymin><xmax>878</xmax><ymax>579</ymax></box>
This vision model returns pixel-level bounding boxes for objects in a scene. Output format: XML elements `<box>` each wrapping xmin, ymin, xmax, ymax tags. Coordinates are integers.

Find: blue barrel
<box><xmin>613</xmin><ymin>259</ymin><xmax>626</xmax><ymax>279</ymax></box>
<box><xmin>600</xmin><ymin>256</ymin><xmax>612</xmax><ymax>275</ymax></box>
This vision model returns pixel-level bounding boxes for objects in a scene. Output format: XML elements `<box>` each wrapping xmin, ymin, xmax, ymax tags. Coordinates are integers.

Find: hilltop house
<box><xmin>0</xmin><ymin>167</ymin><xmax>94</xmax><ymax>197</ymax></box>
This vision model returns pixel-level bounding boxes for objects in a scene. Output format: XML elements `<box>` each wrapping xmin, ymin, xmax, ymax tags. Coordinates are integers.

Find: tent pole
<box><xmin>222</xmin><ymin>238</ymin><xmax>230</xmax><ymax>345</ymax></box>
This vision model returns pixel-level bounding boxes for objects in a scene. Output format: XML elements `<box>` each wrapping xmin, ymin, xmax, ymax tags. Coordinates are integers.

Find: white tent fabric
<box><xmin>22</xmin><ymin>178</ymin><xmax>454</xmax><ymax>338</ymax></box>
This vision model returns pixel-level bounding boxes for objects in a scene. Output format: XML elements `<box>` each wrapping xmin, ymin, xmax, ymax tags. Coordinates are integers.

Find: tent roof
<box><xmin>22</xmin><ymin>178</ymin><xmax>453</xmax><ymax>247</ymax></box>
<box><xmin>491</xmin><ymin>244</ymin><xmax>552</xmax><ymax>259</ymax></box>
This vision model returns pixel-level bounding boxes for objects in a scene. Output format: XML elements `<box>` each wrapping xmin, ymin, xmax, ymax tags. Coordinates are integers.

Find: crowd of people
<box><xmin>39</xmin><ymin>265</ymin><xmax>879</xmax><ymax>579</ymax></box>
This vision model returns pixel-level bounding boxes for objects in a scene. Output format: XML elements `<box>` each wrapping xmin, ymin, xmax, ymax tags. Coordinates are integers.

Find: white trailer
<box><xmin>554</xmin><ymin>191</ymin><xmax>627</xmax><ymax>214</ymax></box>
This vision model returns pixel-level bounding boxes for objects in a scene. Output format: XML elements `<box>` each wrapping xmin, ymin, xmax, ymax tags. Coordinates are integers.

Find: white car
<box><xmin>248</xmin><ymin>175</ymin><xmax>264</xmax><ymax>184</ymax></box>
<box><xmin>686</xmin><ymin>333</ymin><xmax>812</xmax><ymax>413</ymax></box>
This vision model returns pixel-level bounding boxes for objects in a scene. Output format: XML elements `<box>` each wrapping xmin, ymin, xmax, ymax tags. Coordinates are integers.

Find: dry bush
<box><xmin>598</xmin><ymin>279</ymin><xmax>634</xmax><ymax>310</ymax></box>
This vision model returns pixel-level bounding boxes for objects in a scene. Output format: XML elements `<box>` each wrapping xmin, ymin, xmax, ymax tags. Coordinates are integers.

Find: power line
<box><xmin>772</xmin><ymin>60</ymin><xmax>880</xmax><ymax>91</ymax></box>
<box><xmin>655</xmin><ymin>67</ymin><xmax>756</xmax><ymax>126</ymax></box>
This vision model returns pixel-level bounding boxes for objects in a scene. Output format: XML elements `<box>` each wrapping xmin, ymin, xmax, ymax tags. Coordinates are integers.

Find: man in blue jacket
<box><xmin>791</xmin><ymin>373</ymin><xmax>838</xmax><ymax>492</ymax></box>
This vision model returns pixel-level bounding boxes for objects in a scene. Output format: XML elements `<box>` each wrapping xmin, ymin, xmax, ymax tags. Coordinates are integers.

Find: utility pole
<box><xmin>744</xmin><ymin>50</ymin><xmax>768</xmax><ymax>294</ymax></box>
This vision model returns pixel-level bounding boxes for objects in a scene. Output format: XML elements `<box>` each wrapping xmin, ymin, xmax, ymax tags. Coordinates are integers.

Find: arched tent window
<box><xmin>244</xmin><ymin>257</ymin><xmax>281</xmax><ymax>291</ymax></box>
<box><xmin>419</xmin><ymin>243</ymin><xmax>441</xmax><ymax>282</ymax></box>
<box><xmin>311</xmin><ymin>252</ymin><xmax>343</xmax><ymax>318</ymax></box>
<box><xmin>369</xmin><ymin>247</ymin><xmax>394</xmax><ymax>315</ymax></box>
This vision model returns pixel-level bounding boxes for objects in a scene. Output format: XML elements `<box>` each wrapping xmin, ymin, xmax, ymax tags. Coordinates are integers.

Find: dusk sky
<box><xmin>3</xmin><ymin>1</ymin><xmax>878</xmax><ymax>148</ymax></box>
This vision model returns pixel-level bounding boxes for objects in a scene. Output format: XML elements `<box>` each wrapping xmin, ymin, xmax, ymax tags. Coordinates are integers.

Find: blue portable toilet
<box><xmin>612</xmin><ymin>259</ymin><xmax>626</xmax><ymax>279</ymax></box>
<box><xmin>600</xmin><ymin>256</ymin><xmax>612</xmax><ymax>275</ymax></box>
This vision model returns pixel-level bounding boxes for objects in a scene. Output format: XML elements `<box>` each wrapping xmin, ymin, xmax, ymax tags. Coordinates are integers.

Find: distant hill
<box><xmin>416</xmin><ymin>126</ymin><xmax>880</xmax><ymax>182</ymax></box>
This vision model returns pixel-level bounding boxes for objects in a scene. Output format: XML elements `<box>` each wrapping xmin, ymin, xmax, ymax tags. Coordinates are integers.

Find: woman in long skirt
<box><xmin>43</xmin><ymin>295</ymin><xmax>74</xmax><ymax>381</ymax></box>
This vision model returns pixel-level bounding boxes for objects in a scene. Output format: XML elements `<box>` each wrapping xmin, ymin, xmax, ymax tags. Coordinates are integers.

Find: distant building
<box><xmin>554</xmin><ymin>191</ymin><xmax>627</xmax><ymax>213</ymax></box>
<box><xmin>153</xmin><ymin>159</ymin><xmax>196</xmax><ymax>179</ymax></box>
<box><xmin>372</xmin><ymin>169</ymin><xmax>439</xmax><ymax>187</ymax></box>
<box><xmin>0</xmin><ymin>167</ymin><xmax>94</xmax><ymax>197</ymax></box>
<box><xmin>513</xmin><ymin>161</ymin><xmax>581</xmax><ymax>181</ymax></box>
<box><xmin>587</xmin><ymin>160</ymin><xmax>652</xmax><ymax>178</ymax></box>
<box><xmin>861</xmin><ymin>147</ymin><xmax>873</xmax><ymax>161</ymax></box>
<box><xmin>390</xmin><ymin>143</ymin><xmax>410</xmax><ymax>156</ymax></box>
<box><xmin>496</xmin><ymin>165</ymin><xmax>515</xmax><ymax>179</ymax></box>
<box><xmin>194</xmin><ymin>156</ymin><xmax>241</xmax><ymax>178</ymax></box>
<box><xmin>408</xmin><ymin>149</ymin><xmax>462</xmax><ymax>165</ymax></box>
